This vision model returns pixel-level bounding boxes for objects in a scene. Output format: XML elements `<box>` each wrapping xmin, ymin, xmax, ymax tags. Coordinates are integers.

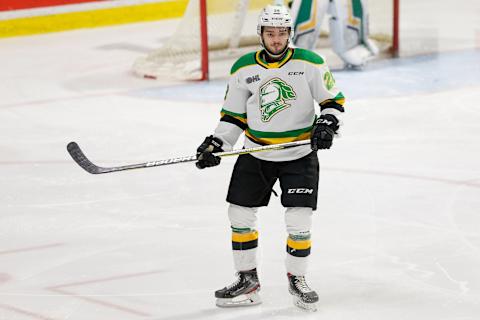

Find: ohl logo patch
<box><xmin>259</xmin><ymin>78</ymin><xmax>297</xmax><ymax>122</ymax></box>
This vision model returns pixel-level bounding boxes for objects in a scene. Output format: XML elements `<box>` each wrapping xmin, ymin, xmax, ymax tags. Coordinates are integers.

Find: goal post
<box><xmin>392</xmin><ymin>0</ymin><xmax>400</xmax><ymax>57</ymax></box>
<box><xmin>199</xmin><ymin>0</ymin><xmax>209</xmax><ymax>80</ymax></box>
<box><xmin>133</xmin><ymin>0</ymin><xmax>270</xmax><ymax>80</ymax></box>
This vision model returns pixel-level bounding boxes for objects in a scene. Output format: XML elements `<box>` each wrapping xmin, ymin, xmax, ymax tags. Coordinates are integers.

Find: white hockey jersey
<box><xmin>214</xmin><ymin>47</ymin><xmax>345</xmax><ymax>162</ymax></box>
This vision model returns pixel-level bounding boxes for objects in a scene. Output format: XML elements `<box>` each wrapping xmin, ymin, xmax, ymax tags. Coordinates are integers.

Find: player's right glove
<box><xmin>311</xmin><ymin>114</ymin><xmax>339</xmax><ymax>151</ymax></box>
<box><xmin>196</xmin><ymin>135</ymin><xmax>224</xmax><ymax>169</ymax></box>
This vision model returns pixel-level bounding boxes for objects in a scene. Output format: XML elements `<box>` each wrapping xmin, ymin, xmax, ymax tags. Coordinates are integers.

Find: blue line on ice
<box><xmin>128</xmin><ymin>49</ymin><xmax>480</xmax><ymax>103</ymax></box>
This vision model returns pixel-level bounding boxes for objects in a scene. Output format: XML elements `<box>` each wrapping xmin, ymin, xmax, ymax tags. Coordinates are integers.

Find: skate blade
<box><xmin>292</xmin><ymin>297</ymin><xmax>317</xmax><ymax>312</ymax></box>
<box><xmin>216</xmin><ymin>292</ymin><xmax>261</xmax><ymax>308</ymax></box>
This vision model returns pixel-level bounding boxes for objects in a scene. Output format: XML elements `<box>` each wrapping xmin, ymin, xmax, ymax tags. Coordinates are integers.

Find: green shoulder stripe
<box><xmin>292</xmin><ymin>48</ymin><xmax>324</xmax><ymax>65</ymax></box>
<box><xmin>230</xmin><ymin>52</ymin><xmax>257</xmax><ymax>75</ymax></box>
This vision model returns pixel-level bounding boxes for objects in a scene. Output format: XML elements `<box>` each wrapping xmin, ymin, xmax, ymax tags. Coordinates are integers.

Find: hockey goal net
<box><xmin>132</xmin><ymin>0</ymin><xmax>399</xmax><ymax>80</ymax></box>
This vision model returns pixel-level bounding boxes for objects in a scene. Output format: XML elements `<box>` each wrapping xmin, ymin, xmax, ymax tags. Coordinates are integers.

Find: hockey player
<box><xmin>195</xmin><ymin>4</ymin><xmax>345</xmax><ymax>312</ymax></box>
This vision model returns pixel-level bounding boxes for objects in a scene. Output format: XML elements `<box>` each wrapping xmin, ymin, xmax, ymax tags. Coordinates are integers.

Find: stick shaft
<box><xmin>67</xmin><ymin>140</ymin><xmax>311</xmax><ymax>174</ymax></box>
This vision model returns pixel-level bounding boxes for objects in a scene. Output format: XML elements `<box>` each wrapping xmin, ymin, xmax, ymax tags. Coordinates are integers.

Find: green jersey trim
<box><xmin>247</xmin><ymin>125</ymin><xmax>312</xmax><ymax>138</ymax></box>
<box><xmin>320</xmin><ymin>92</ymin><xmax>345</xmax><ymax>104</ymax></box>
<box><xmin>291</xmin><ymin>48</ymin><xmax>324</xmax><ymax>65</ymax></box>
<box><xmin>220</xmin><ymin>108</ymin><xmax>247</xmax><ymax>119</ymax></box>
<box><xmin>230</xmin><ymin>52</ymin><xmax>257</xmax><ymax>75</ymax></box>
<box><xmin>255</xmin><ymin>48</ymin><xmax>294</xmax><ymax>69</ymax></box>
<box><xmin>334</xmin><ymin>92</ymin><xmax>345</xmax><ymax>105</ymax></box>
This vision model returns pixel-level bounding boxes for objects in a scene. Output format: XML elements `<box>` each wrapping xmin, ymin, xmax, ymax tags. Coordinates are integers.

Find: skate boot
<box><xmin>287</xmin><ymin>273</ymin><xmax>319</xmax><ymax>311</ymax></box>
<box><xmin>215</xmin><ymin>269</ymin><xmax>261</xmax><ymax>307</ymax></box>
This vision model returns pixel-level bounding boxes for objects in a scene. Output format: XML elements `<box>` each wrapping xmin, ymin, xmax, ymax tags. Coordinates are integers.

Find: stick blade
<box><xmin>67</xmin><ymin>142</ymin><xmax>106</xmax><ymax>174</ymax></box>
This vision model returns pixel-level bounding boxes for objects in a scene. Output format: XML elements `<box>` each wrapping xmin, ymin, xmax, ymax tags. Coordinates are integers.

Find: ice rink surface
<box><xmin>1</xmin><ymin>14</ymin><xmax>480</xmax><ymax>320</ymax></box>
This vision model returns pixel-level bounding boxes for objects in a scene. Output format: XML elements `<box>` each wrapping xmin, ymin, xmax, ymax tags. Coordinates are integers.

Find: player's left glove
<box><xmin>311</xmin><ymin>114</ymin><xmax>339</xmax><ymax>151</ymax></box>
<box><xmin>196</xmin><ymin>135</ymin><xmax>224</xmax><ymax>169</ymax></box>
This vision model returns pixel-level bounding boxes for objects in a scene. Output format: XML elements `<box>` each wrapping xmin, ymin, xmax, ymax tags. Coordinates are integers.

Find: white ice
<box><xmin>1</xmin><ymin>11</ymin><xmax>480</xmax><ymax>320</ymax></box>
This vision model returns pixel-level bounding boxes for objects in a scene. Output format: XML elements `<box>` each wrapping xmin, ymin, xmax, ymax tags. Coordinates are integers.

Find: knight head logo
<box><xmin>259</xmin><ymin>78</ymin><xmax>296</xmax><ymax>122</ymax></box>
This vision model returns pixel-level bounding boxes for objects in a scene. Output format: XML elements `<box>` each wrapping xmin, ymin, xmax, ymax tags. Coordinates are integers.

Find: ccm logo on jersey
<box><xmin>288</xmin><ymin>72</ymin><xmax>304</xmax><ymax>75</ymax></box>
<box><xmin>288</xmin><ymin>188</ymin><xmax>313</xmax><ymax>194</ymax></box>
<box><xmin>246</xmin><ymin>75</ymin><xmax>260</xmax><ymax>84</ymax></box>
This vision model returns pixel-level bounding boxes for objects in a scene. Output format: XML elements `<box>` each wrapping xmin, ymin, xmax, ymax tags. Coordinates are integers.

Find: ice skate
<box><xmin>287</xmin><ymin>273</ymin><xmax>318</xmax><ymax>312</ymax></box>
<box><xmin>215</xmin><ymin>269</ymin><xmax>261</xmax><ymax>307</ymax></box>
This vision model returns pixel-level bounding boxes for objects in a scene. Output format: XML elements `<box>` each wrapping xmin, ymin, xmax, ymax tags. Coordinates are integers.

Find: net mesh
<box><xmin>132</xmin><ymin>0</ymin><xmax>394</xmax><ymax>79</ymax></box>
<box><xmin>133</xmin><ymin>0</ymin><xmax>271</xmax><ymax>79</ymax></box>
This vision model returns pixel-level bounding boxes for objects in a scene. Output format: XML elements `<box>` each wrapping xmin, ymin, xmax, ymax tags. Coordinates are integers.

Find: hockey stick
<box><xmin>67</xmin><ymin>140</ymin><xmax>311</xmax><ymax>174</ymax></box>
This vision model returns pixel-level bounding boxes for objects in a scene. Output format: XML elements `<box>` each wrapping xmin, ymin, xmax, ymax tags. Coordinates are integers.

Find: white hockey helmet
<box><xmin>257</xmin><ymin>4</ymin><xmax>294</xmax><ymax>39</ymax></box>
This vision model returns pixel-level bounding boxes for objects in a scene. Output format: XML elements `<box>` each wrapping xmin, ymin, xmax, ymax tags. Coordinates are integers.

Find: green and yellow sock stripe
<box><xmin>232</xmin><ymin>230</ymin><xmax>258</xmax><ymax>251</ymax></box>
<box><xmin>245</xmin><ymin>126</ymin><xmax>312</xmax><ymax>145</ymax></box>
<box><xmin>286</xmin><ymin>236</ymin><xmax>311</xmax><ymax>258</ymax></box>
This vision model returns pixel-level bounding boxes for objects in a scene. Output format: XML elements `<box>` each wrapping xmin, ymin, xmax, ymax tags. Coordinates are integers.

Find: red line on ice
<box><xmin>48</xmin><ymin>269</ymin><xmax>165</xmax><ymax>289</ymax></box>
<box><xmin>46</xmin><ymin>270</ymin><xmax>166</xmax><ymax>317</ymax></box>
<box><xmin>48</xmin><ymin>288</ymin><xmax>151</xmax><ymax>317</ymax></box>
<box><xmin>0</xmin><ymin>243</ymin><xmax>64</xmax><ymax>255</ymax></box>
<box><xmin>0</xmin><ymin>303</ymin><xmax>58</xmax><ymax>320</ymax></box>
<box><xmin>0</xmin><ymin>89</ymin><xmax>135</xmax><ymax>109</ymax></box>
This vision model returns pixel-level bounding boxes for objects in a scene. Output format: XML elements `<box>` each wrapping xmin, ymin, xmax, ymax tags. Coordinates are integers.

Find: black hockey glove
<box><xmin>196</xmin><ymin>135</ymin><xmax>224</xmax><ymax>169</ymax></box>
<box><xmin>311</xmin><ymin>114</ymin><xmax>340</xmax><ymax>151</ymax></box>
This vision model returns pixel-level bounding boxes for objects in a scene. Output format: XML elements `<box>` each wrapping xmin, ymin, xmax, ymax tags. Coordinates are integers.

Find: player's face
<box><xmin>262</xmin><ymin>27</ymin><xmax>290</xmax><ymax>55</ymax></box>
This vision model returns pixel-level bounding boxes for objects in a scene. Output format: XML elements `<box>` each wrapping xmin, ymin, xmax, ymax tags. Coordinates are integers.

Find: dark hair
<box><xmin>261</xmin><ymin>26</ymin><xmax>291</xmax><ymax>34</ymax></box>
